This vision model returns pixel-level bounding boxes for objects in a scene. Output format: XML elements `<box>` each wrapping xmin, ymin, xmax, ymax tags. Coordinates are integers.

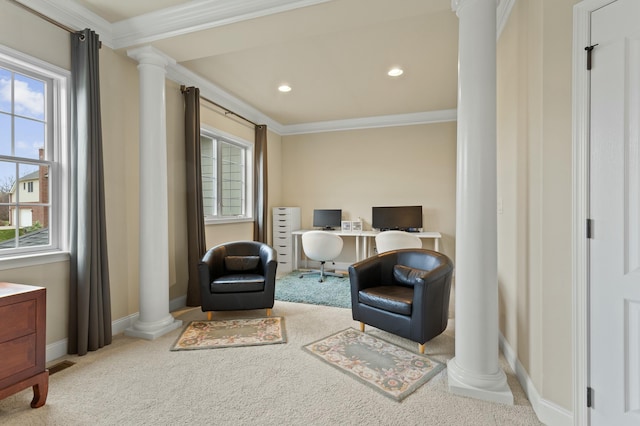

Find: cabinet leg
<box><xmin>30</xmin><ymin>370</ymin><xmax>49</xmax><ymax>408</ymax></box>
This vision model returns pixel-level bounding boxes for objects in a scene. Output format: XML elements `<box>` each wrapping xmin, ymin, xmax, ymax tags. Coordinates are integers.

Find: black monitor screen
<box><xmin>372</xmin><ymin>206</ymin><xmax>423</xmax><ymax>232</ymax></box>
<box><xmin>313</xmin><ymin>209</ymin><xmax>342</xmax><ymax>230</ymax></box>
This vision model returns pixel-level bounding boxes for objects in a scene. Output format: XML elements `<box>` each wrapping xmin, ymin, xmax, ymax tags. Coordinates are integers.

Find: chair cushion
<box><xmin>224</xmin><ymin>255</ymin><xmax>260</xmax><ymax>271</ymax></box>
<box><xmin>393</xmin><ymin>264</ymin><xmax>427</xmax><ymax>286</ymax></box>
<box><xmin>358</xmin><ymin>286</ymin><xmax>413</xmax><ymax>316</ymax></box>
<box><xmin>211</xmin><ymin>274</ymin><xmax>265</xmax><ymax>293</ymax></box>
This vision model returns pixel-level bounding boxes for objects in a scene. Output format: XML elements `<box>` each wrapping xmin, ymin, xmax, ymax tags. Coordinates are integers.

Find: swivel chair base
<box><xmin>300</xmin><ymin>261</ymin><xmax>344</xmax><ymax>282</ymax></box>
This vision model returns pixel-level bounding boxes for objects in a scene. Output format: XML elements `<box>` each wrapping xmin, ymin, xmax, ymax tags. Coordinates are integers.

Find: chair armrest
<box><xmin>348</xmin><ymin>256</ymin><xmax>383</xmax><ymax>291</ymax></box>
<box><xmin>259</xmin><ymin>244</ymin><xmax>278</xmax><ymax>289</ymax></box>
<box><xmin>411</xmin><ymin>258</ymin><xmax>454</xmax><ymax>325</ymax></box>
<box><xmin>199</xmin><ymin>246</ymin><xmax>226</xmax><ymax>283</ymax></box>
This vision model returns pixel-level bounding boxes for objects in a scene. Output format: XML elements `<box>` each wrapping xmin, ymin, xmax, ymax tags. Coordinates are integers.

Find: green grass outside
<box><xmin>0</xmin><ymin>228</ymin><xmax>26</xmax><ymax>242</ymax></box>
<box><xmin>0</xmin><ymin>227</ymin><xmax>34</xmax><ymax>242</ymax></box>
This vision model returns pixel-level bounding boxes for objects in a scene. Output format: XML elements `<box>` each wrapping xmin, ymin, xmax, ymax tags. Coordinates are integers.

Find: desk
<box><xmin>292</xmin><ymin>230</ymin><xmax>442</xmax><ymax>270</ymax></box>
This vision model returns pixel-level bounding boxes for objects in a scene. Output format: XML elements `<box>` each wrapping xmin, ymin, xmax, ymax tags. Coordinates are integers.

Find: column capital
<box><xmin>127</xmin><ymin>45</ymin><xmax>176</xmax><ymax>68</ymax></box>
<box><xmin>451</xmin><ymin>0</ymin><xmax>498</xmax><ymax>17</ymax></box>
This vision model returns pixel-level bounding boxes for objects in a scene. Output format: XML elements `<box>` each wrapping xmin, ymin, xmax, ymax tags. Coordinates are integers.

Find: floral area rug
<box><xmin>304</xmin><ymin>328</ymin><xmax>445</xmax><ymax>401</ymax></box>
<box><xmin>170</xmin><ymin>317</ymin><xmax>286</xmax><ymax>351</ymax></box>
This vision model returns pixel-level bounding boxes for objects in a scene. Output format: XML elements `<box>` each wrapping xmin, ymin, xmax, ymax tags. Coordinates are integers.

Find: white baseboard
<box><xmin>45</xmin><ymin>338</ymin><xmax>68</xmax><ymax>363</ymax></box>
<box><xmin>46</xmin><ymin>295</ymin><xmax>188</xmax><ymax>363</ymax></box>
<box><xmin>499</xmin><ymin>333</ymin><xmax>573</xmax><ymax>425</ymax></box>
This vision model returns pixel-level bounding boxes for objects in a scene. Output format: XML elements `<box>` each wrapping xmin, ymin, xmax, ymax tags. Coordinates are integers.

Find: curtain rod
<box><xmin>9</xmin><ymin>0</ymin><xmax>101</xmax><ymax>46</ymax></box>
<box><xmin>181</xmin><ymin>85</ymin><xmax>258</xmax><ymax>127</ymax></box>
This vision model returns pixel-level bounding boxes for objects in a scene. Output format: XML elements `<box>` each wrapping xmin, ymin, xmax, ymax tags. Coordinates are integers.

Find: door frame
<box><xmin>572</xmin><ymin>1</ymin><xmax>617</xmax><ymax>425</ymax></box>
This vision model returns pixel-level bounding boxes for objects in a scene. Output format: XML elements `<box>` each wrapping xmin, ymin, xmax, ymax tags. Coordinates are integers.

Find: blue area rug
<box><xmin>275</xmin><ymin>270</ymin><xmax>351</xmax><ymax>308</ymax></box>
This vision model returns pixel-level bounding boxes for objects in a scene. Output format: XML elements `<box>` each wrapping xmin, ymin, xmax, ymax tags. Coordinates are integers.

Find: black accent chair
<box><xmin>199</xmin><ymin>241</ymin><xmax>278</xmax><ymax>320</ymax></box>
<box><xmin>348</xmin><ymin>249</ymin><xmax>453</xmax><ymax>354</ymax></box>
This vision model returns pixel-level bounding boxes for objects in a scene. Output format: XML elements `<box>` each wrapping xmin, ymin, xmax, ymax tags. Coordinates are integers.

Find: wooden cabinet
<box><xmin>0</xmin><ymin>282</ymin><xmax>48</xmax><ymax>408</ymax></box>
<box><xmin>272</xmin><ymin>207</ymin><xmax>301</xmax><ymax>273</ymax></box>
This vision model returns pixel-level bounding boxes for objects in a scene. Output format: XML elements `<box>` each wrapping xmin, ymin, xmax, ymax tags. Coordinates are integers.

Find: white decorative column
<box><xmin>447</xmin><ymin>0</ymin><xmax>513</xmax><ymax>404</ymax></box>
<box><xmin>124</xmin><ymin>46</ymin><xmax>182</xmax><ymax>340</ymax></box>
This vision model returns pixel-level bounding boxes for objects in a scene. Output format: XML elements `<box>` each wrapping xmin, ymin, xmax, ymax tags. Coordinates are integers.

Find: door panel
<box><xmin>590</xmin><ymin>0</ymin><xmax>640</xmax><ymax>424</ymax></box>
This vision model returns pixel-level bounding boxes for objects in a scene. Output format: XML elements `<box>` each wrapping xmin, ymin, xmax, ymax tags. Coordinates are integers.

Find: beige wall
<box><xmin>497</xmin><ymin>0</ymin><xmax>578</xmax><ymax>411</ymax></box>
<box><xmin>281</xmin><ymin>123</ymin><xmax>457</xmax><ymax>262</ymax></box>
<box><xmin>99</xmin><ymin>48</ymin><xmax>142</xmax><ymax>319</ymax></box>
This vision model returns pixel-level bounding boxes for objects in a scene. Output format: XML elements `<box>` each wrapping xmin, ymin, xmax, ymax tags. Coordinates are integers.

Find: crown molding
<box><xmin>110</xmin><ymin>0</ymin><xmax>331</xmax><ymax>49</ymax></box>
<box><xmin>15</xmin><ymin>0</ymin><xmax>114</xmax><ymax>47</ymax></box>
<box><xmin>279</xmin><ymin>109</ymin><xmax>458</xmax><ymax>135</ymax></box>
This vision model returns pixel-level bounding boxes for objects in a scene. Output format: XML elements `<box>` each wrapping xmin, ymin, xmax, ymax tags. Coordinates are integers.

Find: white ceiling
<box><xmin>26</xmin><ymin>0</ymin><xmax>468</xmax><ymax>132</ymax></box>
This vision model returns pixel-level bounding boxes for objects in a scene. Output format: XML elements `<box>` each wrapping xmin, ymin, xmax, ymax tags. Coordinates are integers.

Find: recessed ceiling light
<box><xmin>388</xmin><ymin>68</ymin><xmax>404</xmax><ymax>77</ymax></box>
<box><xmin>278</xmin><ymin>85</ymin><xmax>292</xmax><ymax>92</ymax></box>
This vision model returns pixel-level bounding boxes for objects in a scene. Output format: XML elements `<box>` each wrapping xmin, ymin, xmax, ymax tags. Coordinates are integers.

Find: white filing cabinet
<box><xmin>272</xmin><ymin>207</ymin><xmax>300</xmax><ymax>273</ymax></box>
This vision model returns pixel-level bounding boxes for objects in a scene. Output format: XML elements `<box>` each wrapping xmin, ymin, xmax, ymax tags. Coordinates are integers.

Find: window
<box><xmin>200</xmin><ymin>128</ymin><xmax>253</xmax><ymax>222</ymax></box>
<box><xmin>0</xmin><ymin>45</ymin><xmax>68</xmax><ymax>258</ymax></box>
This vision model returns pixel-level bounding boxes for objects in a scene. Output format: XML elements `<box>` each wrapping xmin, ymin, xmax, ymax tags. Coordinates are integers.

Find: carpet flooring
<box><xmin>0</xmin><ymin>302</ymin><xmax>543</xmax><ymax>425</ymax></box>
<box><xmin>275</xmin><ymin>270</ymin><xmax>351</xmax><ymax>308</ymax></box>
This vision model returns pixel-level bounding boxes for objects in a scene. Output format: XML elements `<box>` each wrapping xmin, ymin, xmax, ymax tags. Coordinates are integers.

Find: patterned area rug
<box><xmin>275</xmin><ymin>270</ymin><xmax>350</xmax><ymax>308</ymax></box>
<box><xmin>304</xmin><ymin>328</ymin><xmax>445</xmax><ymax>401</ymax></box>
<box><xmin>170</xmin><ymin>317</ymin><xmax>286</xmax><ymax>351</ymax></box>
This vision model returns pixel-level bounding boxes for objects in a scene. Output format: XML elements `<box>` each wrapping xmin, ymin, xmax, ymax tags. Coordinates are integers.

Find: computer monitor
<box><xmin>372</xmin><ymin>206</ymin><xmax>423</xmax><ymax>232</ymax></box>
<box><xmin>313</xmin><ymin>209</ymin><xmax>342</xmax><ymax>230</ymax></box>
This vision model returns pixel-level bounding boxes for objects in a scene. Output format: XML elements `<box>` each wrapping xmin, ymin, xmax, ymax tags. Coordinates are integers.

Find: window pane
<box><xmin>14</xmin><ymin>73</ymin><xmax>45</xmax><ymax>121</ymax></box>
<box><xmin>201</xmin><ymin>135</ymin><xmax>216</xmax><ymax>216</ymax></box>
<box><xmin>0</xmin><ymin>113</ymin><xmax>10</xmax><ymax>156</ymax></box>
<box><xmin>0</xmin><ymin>68</ymin><xmax>10</xmax><ymax>114</ymax></box>
<box><xmin>15</xmin><ymin>117</ymin><xmax>44</xmax><ymax>159</ymax></box>
<box><xmin>220</xmin><ymin>141</ymin><xmax>244</xmax><ymax>216</ymax></box>
<box><xmin>200</xmin><ymin>132</ymin><xmax>250</xmax><ymax>220</ymax></box>
<box><xmin>0</xmin><ymin>160</ymin><xmax>16</xmax><ymax>227</ymax></box>
<box><xmin>17</xmin><ymin>163</ymin><xmax>38</xmax><ymax>207</ymax></box>
<box><xmin>0</xmin><ymin>215</ymin><xmax>49</xmax><ymax>250</ymax></box>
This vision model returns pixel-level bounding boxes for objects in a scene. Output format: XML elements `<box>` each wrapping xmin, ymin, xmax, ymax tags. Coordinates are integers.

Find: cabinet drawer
<box><xmin>0</xmin><ymin>300</ymin><xmax>36</xmax><ymax>343</ymax></box>
<box><xmin>0</xmin><ymin>334</ymin><xmax>37</xmax><ymax>383</ymax></box>
<box><xmin>277</xmin><ymin>251</ymin><xmax>291</xmax><ymax>260</ymax></box>
<box><xmin>273</xmin><ymin>220</ymin><xmax>295</xmax><ymax>232</ymax></box>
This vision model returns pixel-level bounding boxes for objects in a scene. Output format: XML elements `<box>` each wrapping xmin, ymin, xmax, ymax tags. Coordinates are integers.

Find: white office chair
<box><xmin>300</xmin><ymin>231</ymin><xmax>344</xmax><ymax>282</ymax></box>
<box><xmin>375</xmin><ymin>230</ymin><xmax>422</xmax><ymax>254</ymax></box>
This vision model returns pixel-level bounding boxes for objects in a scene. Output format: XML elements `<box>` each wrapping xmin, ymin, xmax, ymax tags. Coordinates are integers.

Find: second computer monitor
<box><xmin>313</xmin><ymin>209</ymin><xmax>342</xmax><ymax>230</ymax></box>
<box><xmin>372</xmin><ymin>205</ymin><xmax>422</xmax><ymax>232</ymax></box>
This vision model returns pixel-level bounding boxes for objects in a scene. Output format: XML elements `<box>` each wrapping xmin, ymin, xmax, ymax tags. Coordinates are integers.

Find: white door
<box><xmin>589</xmin><ymin>0</ymin><xmax>640</xmax><ymax>424</ymax></box>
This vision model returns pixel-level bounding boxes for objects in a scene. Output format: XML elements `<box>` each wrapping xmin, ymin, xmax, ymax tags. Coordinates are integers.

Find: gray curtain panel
<box><xmin>68</xmin><ymin>29</ymin><xmax>112</xmax><ymax>355</ymax></box>
<box><xmin>253</xmin><ymin>125</ymin><xmax>268</xmax><ymax>243</ymax></box>
<box><xmin>183</xmin><ymin>87</ymin><xmax>206</xmax><ymax>306</ymax></box>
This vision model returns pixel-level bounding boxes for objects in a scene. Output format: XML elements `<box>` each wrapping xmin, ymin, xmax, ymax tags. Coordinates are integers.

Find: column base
<box><xmin>447</xmin><ymin>357</ymin><xmax>514</xmax><ymax>405</ymax></box>
<box><xmin>124</xmin><ymin>315</ymin><xmax>182</xmax><ymax>340</ymax></box>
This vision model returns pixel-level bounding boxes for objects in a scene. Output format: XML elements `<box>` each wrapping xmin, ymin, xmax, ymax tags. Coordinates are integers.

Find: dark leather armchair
<box><xmin>198</xmin><ymin>241</ymin><xmax>278</xmax><ymax>320</ymax></box>
<box><xmin>348</xmin><ymin>249</ymin><xmax>453</xmax><ymax>354</ymax></box>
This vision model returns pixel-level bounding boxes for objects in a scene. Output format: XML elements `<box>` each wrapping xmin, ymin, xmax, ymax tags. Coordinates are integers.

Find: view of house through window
<box><xmin>200</xmin><ymin>130</ymin><xmax>252</xmax><ymax>221</ymax></box>
<box><xmin>0</xmin><ymin>59</ymin><xmax>55</xmax><ymax>252</ymax></box>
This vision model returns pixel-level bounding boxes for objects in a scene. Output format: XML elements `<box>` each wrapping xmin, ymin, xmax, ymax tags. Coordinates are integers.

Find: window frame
<box><xmin>200</xmin><ymin>126</ymin><xmax>253</xmax><ymax>225</ymax></box>
<box><xmin>0</xmin><ymin>44</ymin><xmax>69</xmax><ymax>266</ymax></box>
